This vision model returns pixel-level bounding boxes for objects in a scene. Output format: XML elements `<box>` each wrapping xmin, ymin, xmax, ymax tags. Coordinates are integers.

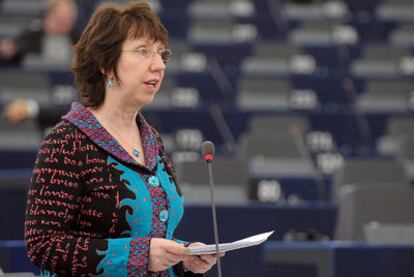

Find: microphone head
<box><xmin>201</xmin><ymin>141</ymin><xmax>215</xmax><ymax>162</ymax></box>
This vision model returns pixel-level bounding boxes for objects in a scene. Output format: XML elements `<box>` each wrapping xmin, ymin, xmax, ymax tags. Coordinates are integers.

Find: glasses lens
<box><xmin>161</xmin><ymin>49</ymin><xmax>172</xmax><ymax>63</ymax></box>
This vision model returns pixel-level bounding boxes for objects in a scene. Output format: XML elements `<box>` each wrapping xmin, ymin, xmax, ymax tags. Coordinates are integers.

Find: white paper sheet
<box><xmin>187</xmin><ymin>231</ymin><xmax>275</xmax><ymax>255</ymax></box>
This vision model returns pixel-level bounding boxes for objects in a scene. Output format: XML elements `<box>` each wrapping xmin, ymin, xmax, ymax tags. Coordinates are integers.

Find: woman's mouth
<box><xmin>144</xmin><ymin>79</ymin><xmax>159</xmax><ymax>88</ymax></box>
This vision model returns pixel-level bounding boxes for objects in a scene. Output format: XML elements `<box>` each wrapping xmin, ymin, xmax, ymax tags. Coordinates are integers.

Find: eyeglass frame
<box><xmin>121</xmin><ymin>46</ymin><xmax>172</xmax><ymax>63</ymax></box>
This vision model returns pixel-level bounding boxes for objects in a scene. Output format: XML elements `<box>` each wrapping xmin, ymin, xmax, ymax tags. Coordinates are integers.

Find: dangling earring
<box><xmin>107</xmin><ymin>78</ymin><xmax>114</xmax><ymax>88</ymax></box>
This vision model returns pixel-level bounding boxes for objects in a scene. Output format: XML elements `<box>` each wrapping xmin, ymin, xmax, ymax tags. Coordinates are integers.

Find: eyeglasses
<box><xmin>122</xmin><ymin>47</ymin><xmax>172</xmax><ymax>63</ymax></box>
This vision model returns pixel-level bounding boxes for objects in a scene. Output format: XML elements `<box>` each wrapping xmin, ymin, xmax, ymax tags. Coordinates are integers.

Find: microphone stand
<box><xmin>206</xmin><ymin>160</ymin><xmax>223</xmax><ymax>277</ymax></box>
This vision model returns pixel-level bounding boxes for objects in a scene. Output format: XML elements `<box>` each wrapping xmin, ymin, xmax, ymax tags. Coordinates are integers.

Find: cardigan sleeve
<box><xmin>24</xmin><ymin>124</ymin><xmax>151</xmax><ymax>276</ymax></box>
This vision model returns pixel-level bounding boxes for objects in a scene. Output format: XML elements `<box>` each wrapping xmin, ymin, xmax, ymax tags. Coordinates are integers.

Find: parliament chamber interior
<box><xmin>0</xmin><ymin>0</ymin><xmax>414</xmax><ymax>276</ymax></box>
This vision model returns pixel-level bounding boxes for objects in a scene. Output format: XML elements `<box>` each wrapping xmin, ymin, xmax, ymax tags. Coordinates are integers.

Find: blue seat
<box><xmin>376</xmin><ymin>1</ymin><xmax>414</xmax><ymax>23</ymax></box>
<box><xmin>389</xmin><ymin>23</ymin><xmax>414</xmax><ymax>48</ymax></box>
<box><xmin>350</xmin><ymin>44</ymin><xmax>413</xmax><ymax>78</ymax></box>
<box><xmin>240</xmin><ymin>40</ymin><xmax>320</xmax><ymax>77</ymax></box>
<box><xmin>0</xmin><ymin>241</ymin><xmax>39</xmax><ymax>274</ymax></box>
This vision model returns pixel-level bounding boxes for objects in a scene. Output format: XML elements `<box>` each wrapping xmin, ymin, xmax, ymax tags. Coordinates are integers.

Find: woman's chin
<box><xmin>134</xmin><ymin>95</ymin><xmax>155</xmax><ymax>108</ymax></box>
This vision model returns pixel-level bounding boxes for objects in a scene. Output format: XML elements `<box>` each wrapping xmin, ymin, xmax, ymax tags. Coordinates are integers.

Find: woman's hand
<box><xmin>148</xmin><ymin>238</ymin><xmax>190</xmax><ymax>272</ymax></box>
<box><xmin>183</xmin><ymin>242</ymin><xmax>225</xmax><ymax>274</ymax></box>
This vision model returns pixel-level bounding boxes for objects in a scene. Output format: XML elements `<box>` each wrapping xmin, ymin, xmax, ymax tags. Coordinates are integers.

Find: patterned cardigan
<box><xmin>25</xmin><ymin>102</ymin><xmax>201</xmax><ymax>277</ymax></box>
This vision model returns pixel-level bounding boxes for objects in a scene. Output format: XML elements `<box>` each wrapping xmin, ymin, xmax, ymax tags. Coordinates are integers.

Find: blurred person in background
<box><xmin>24</xmin><ymin>1</ymin><xmax>223</xmax><ymax>276</ymax></box>
<box><xmin>1</xmin><ymin>0</ymin><xmax>99</xmax><ymax>129</ymax></box>
<box><xmin>0</xmin><ymin>0</ymin><xmax>79</xmax><ymax>66</ymax></box>
<box><xmin>2</xmin><ymin>97</ymin><xmax>72</xmax><ymax>130</ymax></box>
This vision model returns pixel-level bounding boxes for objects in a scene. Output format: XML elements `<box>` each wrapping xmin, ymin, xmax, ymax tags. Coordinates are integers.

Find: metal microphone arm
<box><xmin>206</xmin><ymin>160</ymin><xmax>223</xmax><ymax>277</ymax></box>
<box><xmin>201</xmin><ymin>140</ymin><xmax>222</xmax><ymax>277</ymax></box>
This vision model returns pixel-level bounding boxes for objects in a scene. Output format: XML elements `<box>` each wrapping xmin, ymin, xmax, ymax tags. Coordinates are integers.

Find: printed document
<box><xmin>188</xmin><ymin>231</ymin><xmax>275</xmax><ymax>255</ymax></box>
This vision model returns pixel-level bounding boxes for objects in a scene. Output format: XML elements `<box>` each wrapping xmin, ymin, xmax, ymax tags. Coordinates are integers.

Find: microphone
<box><xmin>201</xmin><ymin>141</ymin><xmax>222</xmax><ymax>277</ymax></box>
<box><xmin>201</xmin><ymin>140</ymin><xmax>215</xmax><ymax>162</ymax></box>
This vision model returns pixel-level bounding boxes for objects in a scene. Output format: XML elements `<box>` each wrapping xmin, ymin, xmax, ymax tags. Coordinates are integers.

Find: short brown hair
<box><xmin>72</xmin><ymin>1</ymin><xmax>168</xmax><ymax>108</ymax></box>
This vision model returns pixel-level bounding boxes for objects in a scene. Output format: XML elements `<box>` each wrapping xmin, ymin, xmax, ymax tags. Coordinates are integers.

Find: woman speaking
<box><xmin>24</xmin><ymin>1</ymin><xmax>222</xmax><ymax>276</ymax></box>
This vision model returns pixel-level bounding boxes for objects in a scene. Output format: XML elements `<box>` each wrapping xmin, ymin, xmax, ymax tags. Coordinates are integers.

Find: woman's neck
<box><xmin>88</xmin><ymin>96</ymin><xmax>145</xmax><ymax>164</ymax></box>
<box><xmin>89</xmin><ymin>97</ymin><xmax>141</xmax><ymax>133</ymax></box>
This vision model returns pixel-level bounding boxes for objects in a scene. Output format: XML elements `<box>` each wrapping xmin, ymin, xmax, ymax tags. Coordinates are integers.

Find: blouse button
<box><xmin>148</xmin><ymin>176</ymin><xmax>160</xmax><ymax>187</ymax></box>
<box><xmin>159</xmin><ymin>210</ymin><xmax>169</xmax><ymax>222</ymax></box>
